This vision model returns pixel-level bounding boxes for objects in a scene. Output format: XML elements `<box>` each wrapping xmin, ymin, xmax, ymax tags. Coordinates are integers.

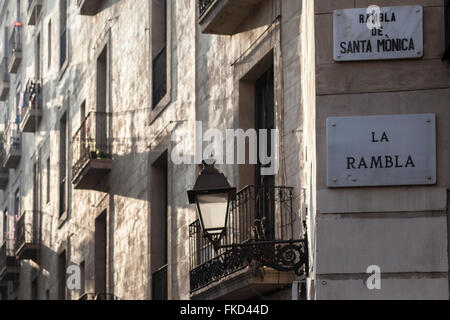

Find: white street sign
<box><xmin>327</xmin><ymin>114</ymin><xmax>436</xmax><ymax>187</ymax></box>
<box><xmin>334</xmin><ymin>5</ymin><xmax>423</xmax><ymax>61</ymax></box>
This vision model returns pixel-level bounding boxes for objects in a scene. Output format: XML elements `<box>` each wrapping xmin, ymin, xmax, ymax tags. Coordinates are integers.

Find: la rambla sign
<box><xmin>333</xmin><ymin>5</ymin><xmax>423</xmax><ymax>61</ymax></box>
<box><xmin>327</xmin><ymin>114</ymin><xmax>436</xmax><ymax>187</ymax></box>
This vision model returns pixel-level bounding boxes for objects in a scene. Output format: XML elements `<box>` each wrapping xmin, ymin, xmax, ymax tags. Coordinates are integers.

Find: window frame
<box><xmin>148</xmin><ymin>0</ymin><xmax>172</xmax><ymax>124</ymax></box>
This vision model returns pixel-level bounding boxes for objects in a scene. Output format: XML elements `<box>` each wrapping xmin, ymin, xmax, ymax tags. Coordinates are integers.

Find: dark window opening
<box><xmin>60</xmin><ymin>0</ymin><xmax>67</xmax><ymax>69</ymax></box>
<box><xmin>80</xmin><ymin>260</ymin><xmax>86</xmax><ymax>296</ymax></box>
<box><xmin>254</xmin><ymin>66</ymin><xmax>275</xmax><ymax>240</ymax></box>
<box><xmin>59</xmin><ymin>113</ymin><xmax>67</xmax><ymax>217</ymax></box>
<box><xmin>444</xmin><ymin>0</ymin><xmax>450</xmax><ymax>59</ymax></box>
<box><xmin>152</xmin><ymin>0</ymin><xmax>167</xmax><ymax>108</ymax></box>
<box><xmin>95</xmin><ymin>211</ymin><xmax>107</xmax><ymax>294</ymax></box>
<box><xmin>46</xmin><ymin>156</ymin><xmax>50</xmax><ymax>204</ymax></box>
<box><xmin>48</xmin><ymin>19</ymin><xmax>51</xmax><ymax>69</ymax></box>
<box><xmin>58</xmin><ymin>250</ymin><xmax>66</xmax><ymax>300</ymax></box>
<box><xmin>36</xmin><ymin>32</ymin><xmax>41</xmax><ymax>79</ymax></box>
<box><xmin>151</xmin><ymin>151</ymin><xmax>168</xmax><ymax>300</ymax></box>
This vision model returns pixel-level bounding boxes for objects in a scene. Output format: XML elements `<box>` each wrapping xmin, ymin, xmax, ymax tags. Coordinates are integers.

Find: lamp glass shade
<box><xmin>196</xmin><ymin>193</ymin><xmax>229</xmax><ymax>234</ymax></box>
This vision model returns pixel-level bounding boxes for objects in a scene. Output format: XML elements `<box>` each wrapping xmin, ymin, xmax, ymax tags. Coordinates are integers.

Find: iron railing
<box><xmin>2</xmin><ymin>122</ymin><xmax>21</xmax><ymax>159</ymax></box>
<box><xmin>15</xmin><ymin>211</ymin><xmax>40</xmax><ymax>253</ymax></box>
<box><xmin>152</xmin><ymin>265</ymin><xmax>168</xmax><ymax>300</ymax></box>
<box><xmin>72</xmin><ymin>111</ymin><xmax>112</xmax><ymax>179</ymax></box>
<box><xmin>0</xmin><ymin>58</ymin><xmax>10</xmax><ymax>83</ymax></box>
<box><xmin>189</xmin><ymin>185</ymin><xmax>296</xmax><ymax>291</ymax></box>
<box><xmin>198</xmin><ymin>0</ymin><xmax>215</xmax><ymax>17</ymax></box>
<box><xmin>79</xmin><ymin>293</ymin><xmax>119</xmax><ymax>300</ymax></box>
<box><xmin>21</xmin><ymin>79</ymin><xmax>41</xmax><ymax>120</ymax></box>
<box><xmin>152</xmin><ymin>45</ymin><xmax>167</xmax><ymax>108</ymax></box>
<box><xmin>9</xmin><ymin>25</ymin><xmax>22</xmax><ymax>56</ymax></box>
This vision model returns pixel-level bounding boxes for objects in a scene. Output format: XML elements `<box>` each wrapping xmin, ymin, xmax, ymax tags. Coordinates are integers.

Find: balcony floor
<box><xmin>191</xmin><ymin>267</ymin><xmax>295</xmax><ymax>299</ymax></box>
<box><xmin>199</xmin><ymin>0</ymin><xmax>266</xmax><ymax>35</ymax></box>
<box><xmin>72</xmin><ymin>158</ymin><xmax>113</xmax><ymax>190</ymax></box>
<box><xmin>20</xmin><ymin>108</ymin><xmax>42</xmax><ymax>132</ymax></box>
<box><xmin>3</xmin><ymin>150</ymin><xmax>21</xmax><ymax>169</ymax></box>
<box><xmin>0</xmin><ymin>81</ymin><xmax>10</xmax><ymax>101</ymax></box>
<box><xmin>16</xmin><ymin>243</ymin><xmax>40</xmax><ymax>262</ymax></box>
<box><xmin>8</xmin><ymin>51</ymin><xmax>22</xmax><ymax>74</ymax></box>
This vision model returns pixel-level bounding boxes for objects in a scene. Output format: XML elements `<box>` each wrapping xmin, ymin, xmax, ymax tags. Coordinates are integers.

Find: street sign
<box><xmin>334</xmin><ymin>5</ymin><xmax>423</xmax><ymax>61</ymax></box>
<box><xmin>327</xmin><ymin>114</ymin><xmax>436</xmax><ymax>187</ymax></box>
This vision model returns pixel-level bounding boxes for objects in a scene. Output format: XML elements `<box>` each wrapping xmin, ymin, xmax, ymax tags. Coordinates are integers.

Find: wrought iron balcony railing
<box><xmin>152</xmin><ymin>45</ymin><xmax>167</xmax><ymax>108</ymax></box>
<box><xmin>72</xmin><ymin>111</ymin><xmax>112</xmax><ymax>189</ymax></box>
<box><xmin>79</xmin><ymin>293</ymin><xmax>119</xmax><ymax>300</ymax></box>
<box><xmin>8</xmin><ymin>25</ymin><xmax>22</xmax><ymax>73</ymax></box>
<box><xmin>199</xmin><ymin>0</ymin><xmax>215</xmax><ymax>17</ymax></box>
<box><xmin>15</xmin><ymin>211</ymin><xmax>41</xmax><ymax>260</ymax></box>
<box><xmin>189</xmin><ymin>185</ymin><xmax>306</xmax><ymax>292</ymax></box>
<box><xmin>19</xmin><ymin>79</ymin><xmax>42</xmax><ymax>132</ymax></box>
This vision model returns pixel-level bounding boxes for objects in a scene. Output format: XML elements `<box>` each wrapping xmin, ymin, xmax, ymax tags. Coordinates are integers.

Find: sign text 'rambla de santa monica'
<box><xmin>327</xmin><ymin>114</ymin><xmax>436</xmax><ymax>188</ymax></box>
<box><xmin>334</xmin><ymin>5</ymin><xmax>423</xmax><ymax>61</ymax></box>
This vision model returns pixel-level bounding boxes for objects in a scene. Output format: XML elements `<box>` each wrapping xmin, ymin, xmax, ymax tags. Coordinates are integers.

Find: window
<box><xmin>36</xmin><ymin>32</ymin><xmax>41</xmax><ymax>79</ymax></box>
<box><xmin>96</xmin><ymin>47</ymin><xmax>108</xmax><ymax>150</ymax></box>
<box><xmin>60</xmin><ymin>0</ymin><xmax>68</xmax><ymax>69</ymax></box>
<box><xmin>2</xmin><ymin>210</ymin><xmax>7</xmax><ymax>241</ymax></box>
<box><xmin>59</xmin><ymin>113</ymin><xmax>67</xmax><ymax>217</ymax></box>
<box><xmin>58</xmin><ymin>250</ymin><xmax>66</xmax><ymax>300</ymax></box>
<box><xmin>80</xmin><ymin>260</ymin><xmax>85</xmax><ymax>296</ymax></box>
<box><xmin>152</xmin><ymin>0</ymin><xmax>168</xmax><ymax>109</ymax></box>
<box><xmin>46</xmin><ymin>156</ymin><xmax>50</xmax><ymax>204</ymax></box>
<box><xmin>47</xmin><ymin>19</ymin><xmax>51</xmax><ymax>69</ymax></box>
<box><xmin>95</xmin><ymin>211</ymin><xmax>107</xmax><ymax>294</ymax></box>
<box><xmin>14</xmin><ymin>188</ymin><xmax>20</xmax><ymax>219</ymax></box>
<box><xmin>444</xmin><ymin>0</ymin><xmax>450</xmax><ymax>59</ymax></box>
<box><xmin>151</xmin><ymin>151</ymin><xmax>168</xmax><ymax>300</ymax></box>
<box><xmin>17</xmin><ymin>0</ymin><xmax>21</xmax><ymax>20</ymax></box>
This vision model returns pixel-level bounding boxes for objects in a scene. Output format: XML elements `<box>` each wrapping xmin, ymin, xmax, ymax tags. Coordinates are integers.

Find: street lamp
<box><xmin>187</xmin><ymin>160</ymin><xmax>308</xmax><ymax>287</ymax></box>
<box><xmin>187</xmin><ymin>160</ymin><xmax>236</xmax><ymax>247</ymax></box>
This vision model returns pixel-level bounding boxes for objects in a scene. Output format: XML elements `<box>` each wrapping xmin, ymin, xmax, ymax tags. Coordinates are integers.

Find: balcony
<box><xmin>72</xmin><ymin>112</ymin><xmax>112</xmax><ymax>190</ymax></box>
<box><xmin>2</xmin><ymin>123</ymin><xmax>21</xmax><ymax>169</ymax></box>
<box><xmin>78</xmin><ymin>293</ymin><xmax>119</xmax><ymax>300</ymax></box>
<box><xmin>8</xmin><ymin>25</ymin><xmax>22</xmax><ymax>74</ymax></box>
<box><xmin>15</xmin><ymin>211</ymin><xmax>40</xmax><ymax>262</ymax></box>
<box><xmin>19</xmin><ymin>80</ymin><xmax>42</xmax><ymax>133</ymax></box>
<box><xmin>198</xmin><ymin>0</ymin><xmax>266</xmax><ymax>35</ymax></box>
<box><xmin>0</xmin><ymin>239</ymin><xmax>19</xmax><ymax>281</ymax></box>
<box><xmin>26</xmin><ymin>0</ymin><xmax>42</xmax><ymax>26</ymax></box>
<box><xmin>77</xmin><ymin>0</ymin><xmax>103</xmax><ymax>16</ymax></box>
<box><xmin>0</xmin><ymin>58</ymin><xmax>10</xmax><ymax>101</ymax></box>
<box><xmin>189</xmin><ymin>185</ymin><xmax>306</xmax><ymax>298</ymax></box>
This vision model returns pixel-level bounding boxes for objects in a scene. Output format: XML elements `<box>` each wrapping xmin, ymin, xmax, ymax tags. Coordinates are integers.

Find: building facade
<box><xmin>0</xmin><ymin>0</ymin><xmax>448</xmax><ymax>300</ymax></box>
